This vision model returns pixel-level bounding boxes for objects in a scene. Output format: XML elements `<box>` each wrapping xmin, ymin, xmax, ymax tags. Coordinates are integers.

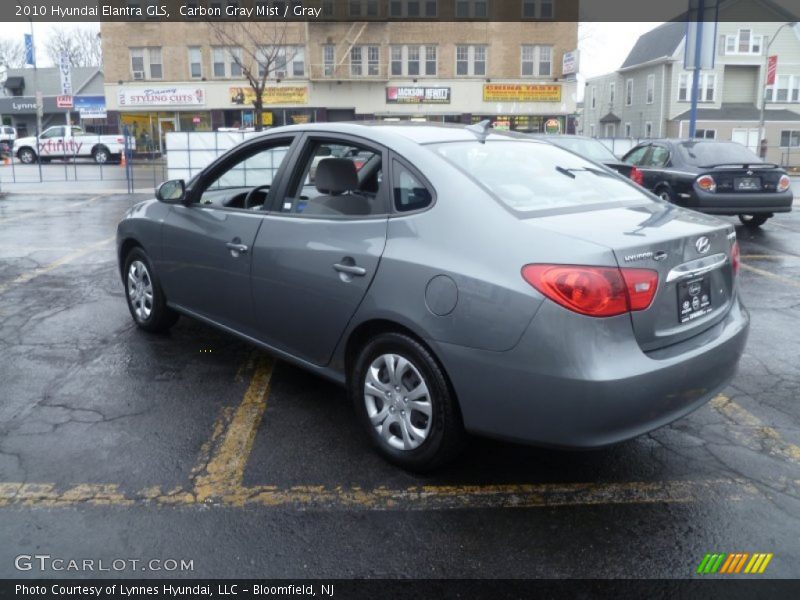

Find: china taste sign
<box><xmin>386</xmin><ymin>86</ymin><xmax>451</xmax><ymax>104</ymax></box>
<box><xmin>118</xmin><ymin>87</ymin><xmax>206</xmax><ymax>106</ymax></box>
<box><xmin>230</xmin><ymin>86</ymin><xmax>308</xmax><ymax>105</ymax></box>
<box><xmin>483</xmin><ymin>84</ymin><xmax>561</xmax><ymax>102</ymax></box>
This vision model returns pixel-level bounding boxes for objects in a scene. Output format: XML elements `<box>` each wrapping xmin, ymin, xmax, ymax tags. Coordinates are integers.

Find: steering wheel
<box><xmin>244</xmin><ymin>185</ymin><xmax>271</xmax><ymax>209</ymax></box>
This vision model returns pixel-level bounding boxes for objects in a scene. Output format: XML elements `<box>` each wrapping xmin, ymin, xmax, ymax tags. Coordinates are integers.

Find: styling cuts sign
<box><xmin>118</xmin><ymin>87</ymin><xmax>206</xmax><ymax>107</ymax></box>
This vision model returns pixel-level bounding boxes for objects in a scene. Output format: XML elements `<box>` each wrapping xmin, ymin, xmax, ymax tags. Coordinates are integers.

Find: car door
<box><xmin>640</xmin><ymin>143</ymin><xmax>671</xmax><ymax>190</ymax></box>
<box><xmin>250</xmin><ymin>133</ymin><xmax>390</xmax><ymax>366</ymax></box>
<box><xmin>38</xmin><ymin>126</ymin><xmax>65</xmax><ymax>158</ymax></box>
<box><xmin>159</xmin><ymin>135</ymin><xmax>298</xmax><ymax>336</ymax></box>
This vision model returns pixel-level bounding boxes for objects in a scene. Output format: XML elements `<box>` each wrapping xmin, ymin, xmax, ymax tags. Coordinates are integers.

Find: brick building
<box><xmin>100</xmin><ymin>1</ymin><xmax>578</xmax><ymax>153</ymax></box>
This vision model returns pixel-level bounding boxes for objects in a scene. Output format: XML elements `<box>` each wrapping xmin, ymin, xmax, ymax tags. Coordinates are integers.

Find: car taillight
<box><xmin>629</xmin><ymin>166</ymin><xmax>643</xmax><ymax>185</ymax></box>
<box><xmin>521</xmin><ymin>265</ymin><xmax>658</xmax><ymax>317</ymax></box>
<box><xmin>697</xmin><ymin>175</ymin><xmax>716</xmax><ymax>192</ymax></box>
<box><xmin>731</xmin><ymin>241</ymin><xmax>740</xmax><ymax>276</ymax></box>
<box><xmin>777</xmin><ymin>174</ymin><xmax>791</xmax><ymax>192</ymax></box>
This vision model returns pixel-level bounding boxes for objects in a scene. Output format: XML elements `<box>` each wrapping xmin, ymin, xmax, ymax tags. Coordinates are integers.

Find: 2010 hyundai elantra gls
<box><xmin>117</xmin><ymin>122</ymin><xmax>749</xmax><ymax>471</ymax></box>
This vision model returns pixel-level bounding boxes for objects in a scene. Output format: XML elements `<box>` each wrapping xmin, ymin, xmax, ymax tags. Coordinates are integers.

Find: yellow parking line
<box><xmin>0</xmin><ymin>236</ymin><xmax>115</xmax><ymax>295</ymax></box>
<box><xmin>711</xmin><ymin>395</ymin><xmax>800</xmax><ymax>464</ymax></box>
<box><xmin>738</xmin><ymin>263</ymin><xmax>800</xmax><ymax>289</ymax></box>
<box><xmin>0</xmin><ymin>477</ymin><xmax>767</xmax><ymax>510</ymax></box>
<box><xmin>193</xmin><ymin>354</ymin><xmax>274</xmax><ymax>502</ymax></box>
<box><xmin>0</xmin><ymin>194</ymin><xmax>107</xmax><ymax>225</ymax></box>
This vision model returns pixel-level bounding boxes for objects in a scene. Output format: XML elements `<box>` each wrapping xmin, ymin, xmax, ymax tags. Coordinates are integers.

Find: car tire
<box><xmin>738</xmin><ymin>214</ymin><xmax>770</xmax><ymax>228</ymax></box>
<box><xmin>92</xmin><ymin>146</ymin><xmax>110</xmax><ymax>164</ymax></box>
<box><xmin>17</xmin><ymin>147</ymin><xmax>36</xmax><ymax>164</ymax></box>
<box><xmin>123</xmin><ymin>247</ymin><xmax>179</xmax><ymax>333</ymax></box>
<box><xmin>655</xmin><ymin>185</ymin><xmax>676</xmax><ymax>203</ymax></box>
<box><xmin>350</xmin><ymin>332</ymin><xmax>465</xmax><ymax>471</ymax></box>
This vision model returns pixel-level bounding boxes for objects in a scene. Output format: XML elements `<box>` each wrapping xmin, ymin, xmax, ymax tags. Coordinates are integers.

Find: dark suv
<box><xmin>622</xmin><ymin>139</ymin><xmax>793</xmax><ymax>228</ymax></box>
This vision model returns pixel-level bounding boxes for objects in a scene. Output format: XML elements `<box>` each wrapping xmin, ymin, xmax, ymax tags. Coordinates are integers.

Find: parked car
<box><xmin>0</xmin><ymin>125</ymin><xmax>16</xmax><ymax>157</ymax></box>
<box><xmin>621</xmin><ymin>139</ymin><xmax>793</xmax><ymax>228</ymax></box>
<box><xmin>13</xmin><ymin>125</ymin><xmax>135</xmax><ymax>164</ymax></box>
<box><xmin>532</xmin><ymin>134</ymin><xmax>641</xmax><ymax>182</ymax></box>
<box><xmin>117</xmin><ymin>123</ymin><xmax>749</xmax><ymax>470</ymax></box>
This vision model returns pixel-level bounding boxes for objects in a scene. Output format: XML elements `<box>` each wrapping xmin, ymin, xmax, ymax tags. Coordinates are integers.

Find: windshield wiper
<box><xmin>555</xmin><ymin>166</ymin><xmax>614</xmax><ymax>179</ymax></box>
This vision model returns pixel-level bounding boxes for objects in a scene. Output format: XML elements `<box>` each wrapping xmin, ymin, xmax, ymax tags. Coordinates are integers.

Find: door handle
<box><xmin>333</xmin><ymin>263</ymin><xmax>367</xmax><ymax>276</ymax></box>
<box><xmin>225</xmin><ymin>242</ymin><xmax>248</xmax><ymax>254</ymax></box>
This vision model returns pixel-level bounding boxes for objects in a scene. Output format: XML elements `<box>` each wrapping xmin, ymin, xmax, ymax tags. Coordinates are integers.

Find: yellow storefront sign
<box><xmin>230</xmin><ymin>86</ymin><xmax>308</xmax><ymax>106</ymax></box>
<box><xmin>483</xmin><ymin>84</ymin><xmax>561</xmax><ymax>102</ymax></box>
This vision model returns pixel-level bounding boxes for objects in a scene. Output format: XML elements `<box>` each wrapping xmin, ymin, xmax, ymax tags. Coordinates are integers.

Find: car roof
<box><xmin>255</xmin><ymin>121</ymin><xmax>547</xmax><ymax>146</ymax></box>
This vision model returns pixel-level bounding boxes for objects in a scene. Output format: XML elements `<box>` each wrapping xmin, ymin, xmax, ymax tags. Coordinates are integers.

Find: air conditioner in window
<box><xmin>275</xmin><ymin>70</ymin><xmax>287</xmax><ymax>79</ymax></box>
<box><xmin>133</xmin><ymin>71</ymin><xmax>145</xmax><ymax>80</ymax></box>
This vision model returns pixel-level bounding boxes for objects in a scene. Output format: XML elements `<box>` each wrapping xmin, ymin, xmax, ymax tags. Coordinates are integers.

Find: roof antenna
<box><xmin>466</xmin><ymin>119</ymin><xmax>492</xmax><ymax>143</ymax></box>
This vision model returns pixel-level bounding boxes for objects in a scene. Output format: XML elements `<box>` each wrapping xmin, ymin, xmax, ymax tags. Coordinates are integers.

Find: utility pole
<box><xmin>29</xmin><ymin>19</ymin><xmax>43</xmax><ymax>181</ymax></box>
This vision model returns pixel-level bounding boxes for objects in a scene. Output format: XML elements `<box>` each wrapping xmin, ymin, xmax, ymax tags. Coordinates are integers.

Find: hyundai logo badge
<box><xmin>695</xmin><ymin>236</ymin><xmax>710</xmax><ymax>254</ymax></box>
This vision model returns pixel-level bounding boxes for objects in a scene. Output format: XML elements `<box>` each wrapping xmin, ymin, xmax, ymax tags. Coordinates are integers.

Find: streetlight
<box><xmin>758</xmin><ymin>21</ymin><xmax>796</xmax><ymax>158</ymax></box>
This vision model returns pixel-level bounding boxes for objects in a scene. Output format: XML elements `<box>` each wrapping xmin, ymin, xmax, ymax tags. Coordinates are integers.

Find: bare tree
<box><xmin>0</xmin><ymin>38</ymin><xmax>26</xmax><ymax>70</ymax></box>
<box><xmin>206</xmin><ymin>22</ymin><xmax>302</xmax><ymax>131</ymax></box>
<box><xmin>44</xmin><ymin>26</ymin><xmax>102</xmax><ymax>68</ymax></box>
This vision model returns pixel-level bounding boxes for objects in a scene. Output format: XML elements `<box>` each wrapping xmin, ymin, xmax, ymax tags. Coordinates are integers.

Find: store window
<box><xmin>391</xmin><ymin>45</ymin><xmax>437</xmax><ymax>76</ymax></box>
<box><xmin>350</xmin><ymin>45</ymin><xmax>380</xmax><ymax>77</ymax></box>
<box><xmin>257</xmin><ymin>45</ymin><xmax>305</xmax><ymax>78</ymax></box>
<box><xmin>678</xmin><ymin>72</ymin><xmax>715</xmax><ymax>102</ymax></box>
<box><xmin>188</xmin><ymin>47</ymin><xmax>202</xmax><ymax>79</ymax></box>
<box><xmin>389</xmin><ymin>0</ymin><xmax>437</xmax><ymax>16</ymax></box>
<box><xmin>130</xmin><ymin>47</ymin><xmax>162</xmax><ymax>80</ymax></box>
<box><xmin>348</xmin><ymin>0</ymin><xmax>379</xmax><ymax>16</ymax></box>
<box><xmin>456</xmin><ymin>45</ymin><xmax>486</xmax><ymax>76</ymax></box>
<box><xmin>323</xmin><ymin>45</ymin><xmax>335</xmax><ymax>76</ymax></box>
<box><xmin>212</xmin><ymin>47</ymin><xmax>243</xmax><ymax>78</ymax></box>
<box><xmin>695</xmin><ymin>129</ymin><xmax>716</xmax><ymax>139</ymax></box>
<box><xmin>455</xmin><ymin>0</ymin><xmax>488</xmax><ymax>18</ymax></box>
<box><xmin>521</xmin><ymin>45</ymin><xmax>552</xmax><ymax>77</ymax></box>
<box><xmin>522</xmin><ymin>0</ymin><xmax>553</xmax><ymax>18</ymax></box>
<box><xmin>780</xmin><ymin>130</ymin><xmax>800</xmax><ymax>147</ymax></box>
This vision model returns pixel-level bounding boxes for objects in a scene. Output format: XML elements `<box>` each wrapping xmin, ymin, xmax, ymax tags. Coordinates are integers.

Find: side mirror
<box><xmin>156</xmin><ymin>179</ymin><xmax>186</xmax><ymax>204</ymax></box>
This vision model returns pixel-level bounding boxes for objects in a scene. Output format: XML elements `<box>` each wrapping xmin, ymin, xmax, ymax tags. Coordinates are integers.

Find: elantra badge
<box><xmin>695</xmin><ymin>236</ymin><xmax>710</xmax><ymax>254</ymax></box>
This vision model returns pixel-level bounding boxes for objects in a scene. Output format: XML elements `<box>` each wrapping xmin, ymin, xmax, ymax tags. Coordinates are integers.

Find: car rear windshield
<box><xmin>549</xmin><ymin>137</ymin><xmax>619</xmax><ymax>162</ymax></box>
<box><xmin>678</xmin><ymin>141</ymin><xmax>762</xmax><ymax>166</ymax></box>
<box><xmin>431</xmin><ymin>140</ymin><xmax>648</xmax><ymax>213</ymax></box>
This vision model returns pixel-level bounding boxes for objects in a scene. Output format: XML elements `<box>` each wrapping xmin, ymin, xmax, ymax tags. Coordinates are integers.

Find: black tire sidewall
<box><xmin>739</xmin><ymin>214</ymin><xmax>769</xmax><ymax>227</ymax></box>
<box><xmin>350</xmin><ymin>332</ymin><xmax>462</xmax><ymax>471</ymax></box>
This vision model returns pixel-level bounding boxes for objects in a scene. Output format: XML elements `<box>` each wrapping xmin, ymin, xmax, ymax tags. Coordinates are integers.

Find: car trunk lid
<box><xmin>527</xmin><ymin>202</ymin><xmax>736</xmax><ymax>352</ymax></box>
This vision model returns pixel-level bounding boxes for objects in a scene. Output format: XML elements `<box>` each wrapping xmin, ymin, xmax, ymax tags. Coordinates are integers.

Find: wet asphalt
<box><xmin>0</xmin><ymin>190</ymin><xmax>799</xmax><ymax>580</ymax></box>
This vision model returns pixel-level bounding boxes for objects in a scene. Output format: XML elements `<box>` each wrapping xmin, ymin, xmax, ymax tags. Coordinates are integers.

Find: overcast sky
<box><xmin>0</xmin><ymin>21</ymin><xmax>660</xmax><ymax>84</ymax></box>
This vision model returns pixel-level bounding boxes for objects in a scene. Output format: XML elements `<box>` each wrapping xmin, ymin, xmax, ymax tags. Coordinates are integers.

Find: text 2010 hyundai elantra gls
<box><xmin>117</xmin><ymin>122</ymin><xmax>749</xmax><ymax>470</ymax></box>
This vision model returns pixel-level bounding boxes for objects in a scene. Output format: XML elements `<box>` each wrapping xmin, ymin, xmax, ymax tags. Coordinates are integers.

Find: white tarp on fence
<box><xmin>166</xmin><ymin>131</ymin><xmax>264</xmax><ymax>181</ymax></box>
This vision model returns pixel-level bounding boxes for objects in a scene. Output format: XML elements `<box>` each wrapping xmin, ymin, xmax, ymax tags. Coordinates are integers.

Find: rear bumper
<box><xmin>688</xmin><ymin>189</ymin><xmax>793</xmax><ymax>215</ymax></box>
<box><xmin>435</xmin><ymin>295</ymin><xmax>749</xmax><ymax>448</ymax></box>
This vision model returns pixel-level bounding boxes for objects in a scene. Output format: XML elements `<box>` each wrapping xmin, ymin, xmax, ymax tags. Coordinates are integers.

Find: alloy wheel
<box><xmin>127</xmin><ymin>260</ymin><xmax>154</xmax><ymax>322</ymax></box>
<box><xmin>364</xmin><ymin>353</ymin><xmax>433</xmax><ymax>451</ymax></box>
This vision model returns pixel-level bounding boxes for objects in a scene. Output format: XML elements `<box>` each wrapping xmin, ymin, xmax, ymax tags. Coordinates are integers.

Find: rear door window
<box><xmin>646</xmin><ymin>145</ymin><xmax>670</xmax><ymax>167</ymax></box>
<box><xmin>392</xmin><ymin>159</ymin><xmax>433</xmax><ymax>212</ymax></box>
<box><xmin>624</xmin><ymin>145</ymin><xmax>650</xmax><ymax>165</ymax></box>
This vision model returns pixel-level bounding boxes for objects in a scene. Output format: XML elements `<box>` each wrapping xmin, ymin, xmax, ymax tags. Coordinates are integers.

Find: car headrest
<box><xmin>315</xmin><ymin>158</ymin><xmax>357</xmax><ymax>195</ymax></box>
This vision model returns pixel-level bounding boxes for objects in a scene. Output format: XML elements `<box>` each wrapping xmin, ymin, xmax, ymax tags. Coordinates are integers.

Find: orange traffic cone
<box><xmin>2</xmin><ymin>156</ymin><xmax>9</xmax><ymax>165</ymax></box>
<box><xmin>120</xmin><ymin>152</ymin><xmax>126</xmax><ymax>167</ymax></box>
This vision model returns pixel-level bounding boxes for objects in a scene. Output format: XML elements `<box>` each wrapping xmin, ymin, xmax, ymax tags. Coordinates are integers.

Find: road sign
<box><xmin>767</xmin><ymin>55</ymin><xmax>778</xmax><ymax>86</ymax></box>
<box><xmin>56</xmin><ymin>95</ymin><xmax>74</xmax><ymax>109</ymax></box>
